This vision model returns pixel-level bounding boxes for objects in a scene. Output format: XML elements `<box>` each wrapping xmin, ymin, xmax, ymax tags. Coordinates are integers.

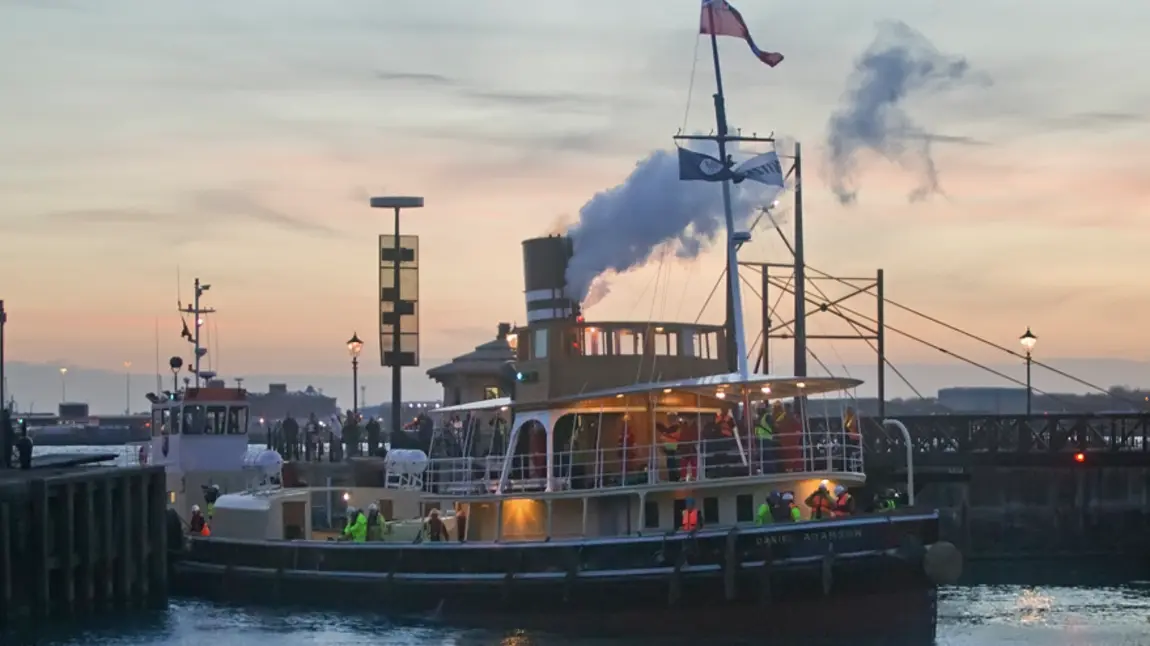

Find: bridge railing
<box><xmin>860</xmin><ymin>413</ymin><xmax>1150</xmax><ymax>456</ymax></box>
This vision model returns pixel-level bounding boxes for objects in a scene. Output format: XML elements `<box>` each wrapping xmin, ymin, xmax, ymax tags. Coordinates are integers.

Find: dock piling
<box><xmin>0</xmin><ymin>465</ymin><xmax>168</xmax><ymax>632</ymax></box>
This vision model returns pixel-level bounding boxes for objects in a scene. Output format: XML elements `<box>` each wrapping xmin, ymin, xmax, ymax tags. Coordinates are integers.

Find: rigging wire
<box><xmin>758</xmin><ymin>274</ymin><xmax>1083</xmax><ymax>408</ymax></box>
<box><xmin>803</xmin><ymin>266</ymin><xmax>1128</xmax><ymax>403</ymax></box>
<box><xmin>680</xmin><ymin>35</ymin><xmax>703</xmax><ymax>135</ymax></box>
<box><xmin>739</xmin><ymin>273</ymin><xmax>925</xmax><ymax>401</ymax></box>
<box><xmin>693</xmin><ymin>267</ymin><xmax>726</xmax><ymax>325</ymax></box>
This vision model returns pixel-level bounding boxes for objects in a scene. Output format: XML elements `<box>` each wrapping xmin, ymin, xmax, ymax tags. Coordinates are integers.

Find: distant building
<box><xmin>426</xmin><ymin>323</ymin><xmax>516</xmax><ymax>405</ymax></box>
<box><xmin>248</xmin><ymin>383</ymin><xmax>339</xmax><ymax>422</ymax></box>
<box><xmin>937</xmin><ymin>387</ymin><xmax>1029</xmax><ymax>414</ymax></box>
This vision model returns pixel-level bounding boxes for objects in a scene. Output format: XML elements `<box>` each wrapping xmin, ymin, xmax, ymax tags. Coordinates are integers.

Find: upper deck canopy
<box><xmin>550</xmin><ymin>373</ymin><xmax>861</xmax><ymax>406</ymax></box>
<box><xmin>431</xmin><ymin>397</ymin><xmax>512</xmax><ymax>416</ymax></box>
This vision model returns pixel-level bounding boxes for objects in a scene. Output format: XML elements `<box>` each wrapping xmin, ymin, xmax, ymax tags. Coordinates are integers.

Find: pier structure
<box><xmin>0</xmin><ymin>462</ymin><xmax>168</xmax><ymax>631</ymax></box>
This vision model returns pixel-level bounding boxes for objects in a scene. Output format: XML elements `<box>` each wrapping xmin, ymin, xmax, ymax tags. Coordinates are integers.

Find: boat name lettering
<box><xmin>753</xmin><ymin>527</ymin><xmax>864</xmax><ymax>545</ymax></box>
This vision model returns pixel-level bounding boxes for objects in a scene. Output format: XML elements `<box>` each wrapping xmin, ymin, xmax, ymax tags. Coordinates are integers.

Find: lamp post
<box><xmin>1019</xmin><ymin>327</ymin><xmax>1037</xmax><ymax>416</ymax></box>
<box><xmin>59</xmin><ymin>367</ymin><xmax>68</xmax><ymax>404</ymax></box>
<box><xmin>370</xmin><ymin>195</ymin><xmax>424</xmax><ymax>437</ymax></box>
<box><xmin>347</xmin><ymin>333</ymin><xmax>364</xmax><ymax>414</ymax></box>
<box><xmin>123</xmin><ymin>361</ymin><xmax>132</xmax><ymax>414</ymax></box>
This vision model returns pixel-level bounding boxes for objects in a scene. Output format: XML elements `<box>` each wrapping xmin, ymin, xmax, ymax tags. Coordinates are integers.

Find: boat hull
<box><xmin>170</xmin><ymin>512</ymin><xmax>944</xmax><ymax>644</ymax></box>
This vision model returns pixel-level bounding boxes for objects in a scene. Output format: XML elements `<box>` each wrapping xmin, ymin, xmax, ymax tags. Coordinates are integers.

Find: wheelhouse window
<box><xmin>483</xmin><ymin>386</ymin><xmax>502</xmax><ymax>400</ymax></box>
<box><xmin>226</xmin><ymin>406</ymin><xmax>249</xmax><ymax>435</ymax></box>
<box><xmin>181</xmin><ymin>405</ymin><xmax>205</xmax><ymax>435</ymax></box>
<box><xmin>614</xmin><ymin>329</ymin><xmax>640</xmax><ymax>356</ymax></box>
<box><xmin>581</xmin><ymin>327</ymin><xmax>606</xmax><ymax>356</ymax></box>
<box><xmin>533</xmin><ymin>328</ymin><xmax>548</xmax><ymax>359</ymax></box>
<box><xmin>205</xmin><ymin>405</ymin><xmax>228</xmax><ymax>435</ymax></box>
<box><xmin>654</xmin><ymin>329</ymin><xmax>678</xmax><ymax>356</ymax></box>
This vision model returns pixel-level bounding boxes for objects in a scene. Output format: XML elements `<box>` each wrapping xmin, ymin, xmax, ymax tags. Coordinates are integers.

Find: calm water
<box><xmin>11</xmin><ymin>585</ymin><xmax>1150</xmax><ymax>646</ymax></box>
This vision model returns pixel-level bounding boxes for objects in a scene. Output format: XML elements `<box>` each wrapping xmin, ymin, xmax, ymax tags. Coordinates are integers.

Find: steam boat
<box><xmin>159</xmin><ymin>246</ymin><xmax>959</xmax><ymax>644</ymax></box>
<box><xmin>159</xmin><ymin>3</ymin><xmax>961</xmax><ymax>643</ymax></box>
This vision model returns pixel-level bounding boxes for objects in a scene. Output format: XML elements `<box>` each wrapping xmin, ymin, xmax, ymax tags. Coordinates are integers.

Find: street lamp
<box><xmin>347</xmin><ymin>332</ymin><xmax>364</xmax><ymax>413</ymax></box>
<box><xmin>123</xmin><ymin>361</ymin><xmax>132</xmax><ymax>414</ymax></box>
<box><xmin>370</xmin><ymin>195</ymin><xmax>424</xmax><ymax>437</ymax></box>
<box><xmin>59</xmin><ymin>367</ymin><xmax>68</xmax><ymax>403</ymax></box>
<box><xmin>1019</xmin><ymin>327</ymin><xmax>1037</xmax><ymax>416</ymax></box>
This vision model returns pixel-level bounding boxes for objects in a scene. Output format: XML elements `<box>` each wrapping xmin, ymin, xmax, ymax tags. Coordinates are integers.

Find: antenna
<box><xmin>154</xmin><ymin>317</ymin><xmax>162</xmax><ymax>394</ymax></box>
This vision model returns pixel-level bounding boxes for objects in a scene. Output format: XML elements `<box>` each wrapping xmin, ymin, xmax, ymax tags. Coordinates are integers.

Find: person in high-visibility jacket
<box><xmin>875</xmin><ymin>488</ymin><xmax>898</xmax><ymax>512</ymax></box>
<box><xmin>203</xmin><ymin>484</ymin><xmax>221</xmax><ymax>520</ymax></box>
<box><xmin>754</xmin><ymin>407</ymin><xmax>775</xmax><ymax>473</ymax></box>
<box><xmin>805</xmin><ymin>482</ymin><xmax>834</xmax><ymax>520</ymax></box>
<box><xmin>365</xmin><ymin>503</ymin><xmax>386</xmax><ymax>541</ymax></box>
<box><xmin>681</xmin><ymin>498</ymin><xmax>700</xmax><ymax>532</ymax></box>
<box><xmin>755</xmin><ymin>493</ymin><xmax>775</xmax><ymax>526</ymax></box>
<box><xmin>343</xmin><ymin>506</ymin><xmax>367</xmax><ymax>542</ymax></box>
<box><xmin>832</xmin><ymin>485</ymin><xmax>855</xmax><ymax>517</ymax></box>
<box><xmin>781</xmin><ymin>492</ymin><xmax>801</xmax><ymax>522</ymax></box>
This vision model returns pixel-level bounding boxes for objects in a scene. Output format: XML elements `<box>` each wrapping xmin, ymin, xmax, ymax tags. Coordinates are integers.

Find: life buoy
<box><xmin>138</xmin><ymin>445</ymin><xmax>149</xmax><ymax>465</ymax></box>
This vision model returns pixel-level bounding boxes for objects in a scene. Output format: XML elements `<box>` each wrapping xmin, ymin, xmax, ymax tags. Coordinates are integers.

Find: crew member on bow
<box><xmin>832</xmin><ymin>484</ymin><xmax>856</xmax><ymax>517</ymax></box>
<box><xmin>342</xmin><ymin>505</ymin><xmax>366</xmax><ymax>542</ymax></box>
<box><xmin>781</xmin><ymin>492</ymin><xmax>801</xmax><ymax>522</ymax></box>
<box><xmin>189</xmin><ymin>505</ymin><xmax>210</xmax><ymax>536</ymax></box>
<box><xmin>805</xmin><ymin>482</ymin><xmax>834</xmax><ymax>520</ymax></box>
<box><xmin>681</xmin><ymin>497</ymin><xmax>701</xmax><ymax>532</ymax></box>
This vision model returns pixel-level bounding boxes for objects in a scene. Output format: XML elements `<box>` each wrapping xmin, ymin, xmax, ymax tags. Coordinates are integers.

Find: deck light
<box><xmin>761</xmin><ymin>386</ymin><xmax>771</xmax><ymax>394</ymax></box>
<box><xmin>1074</xmin><ymin>452</ymin><xmax>1086</xmax><ymax>464</ymax></box>
<box><xmin>716</xmin><ymin>392</ymin><xmax>726</xmax><ymax>399</ymax></box>
<box><xmin>796</xmin><ymin>381</ymin><xmax>806</xmax><ymax>389</ymax></box>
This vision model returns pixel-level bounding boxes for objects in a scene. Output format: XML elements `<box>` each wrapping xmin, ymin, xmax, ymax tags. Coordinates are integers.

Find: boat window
<box><xmin>703</xmin><ymin>497</ymin><xmax>720</xmax><ymax>525</ymax></box>
<box><xmin>643</xmin><ymin>500</ymin><xmax>660</xmax><ymax>529</ymax></box>
<box><xmin>226</xmin><ymin>406</ymin><xmax>248</xmax><ymax>435</ymax></box>
<box><xmin>151</xmin><ymin>409</ymin><xmax>162</xmax><ymax>437</ymax></box>
<box><xmin>205</xmin><ymin>405</ymin><xmax>228</xmax><ymax>435</ymax></box>
<box><xmin>581</xmin><ymin>327</ymin><xmax>605</xmax><ymax>356</ymax></box>
<box><xmin>181</xmin><ymin>405</ymin><xmax>205</xmax><ymax>435</ymax></box>
<box><xmin>532</xmin><ymin>328</ymin><xmax>548</xmax><ymax>359</ymax></box>
<box><xmin>613</xmin><ymin>329</ymin><xmax>639</xmax><ymax>356</ymax></box>
<box><xmin>655</xmin><ymin>331</ymin><xmax>678</xmax><ymax>356</ymax></box>
<box><xmin>698</xmin><ymin>331</ymin><xmax>719</xmax><ymax>360</ymax></box>
<box><xmin>483</xmin><ymin>386</ymin><xmax>501</xmax><ymax>400</ymax></box>
<box><xmin>735</xmin><ymin>494</ymin><xmax>754</xmax><ymax>523</ymax></box>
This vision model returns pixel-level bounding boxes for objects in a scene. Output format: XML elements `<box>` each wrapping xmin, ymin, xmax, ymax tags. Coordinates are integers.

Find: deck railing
<box><xmin>418</xmin><ymin>426</ymin><xmax>864</xmax><ymax>496</ymax></box>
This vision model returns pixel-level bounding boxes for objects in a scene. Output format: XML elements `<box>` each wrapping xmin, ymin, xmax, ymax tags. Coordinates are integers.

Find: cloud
<box><xmin>10</xmin><ymin>187</ymin><xmax>338</xmax><ymax>243</ymax></box>
<box><xmin>187</xmin><ymin>188</ymin><xmax>337</xmax><ymax>235</ymax></box>
<box><xmin>373</xmin><ymin>70</ymin><xmax>454</xmax><ymax>85</ymax></box>
<box><xmin>373</xmin><ymin>67</ymin><xmax>621</xmax><ymax>113</ymax></box>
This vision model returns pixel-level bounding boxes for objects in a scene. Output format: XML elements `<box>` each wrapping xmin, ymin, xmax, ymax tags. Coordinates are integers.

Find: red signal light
<box><xmin>1074</xmin><ymin>452</ymin><xmax>1086</xmax><ymax>464</ymax></box>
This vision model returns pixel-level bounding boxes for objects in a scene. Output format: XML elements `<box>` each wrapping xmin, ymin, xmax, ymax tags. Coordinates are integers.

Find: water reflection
<box><xmin>17</xmin><ymin>586</ymin><xmax>1150</xmax><ymax>646</ymax></box>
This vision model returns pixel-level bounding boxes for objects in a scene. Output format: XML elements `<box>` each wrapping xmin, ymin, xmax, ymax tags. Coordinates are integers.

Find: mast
<box><xmin>705</xmin><ymin>1</ymin><xmax>749</xmax><ymax>378</ymax></box>
<box><xmin>792</xmin><ymin>143</ymin><xmax>807</xmax><ymax>377</ymax></box>
<box><xmin>182</xmin><ymin>279</ymin><xmax>215</xmax><ymax>385</ymax></box>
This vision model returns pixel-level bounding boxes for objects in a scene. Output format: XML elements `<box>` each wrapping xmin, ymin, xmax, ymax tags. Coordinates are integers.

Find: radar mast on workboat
<box><xmin>145</xmin><ymin>278</ymin><xmax>254</xmax><ymax>520</ymax></box>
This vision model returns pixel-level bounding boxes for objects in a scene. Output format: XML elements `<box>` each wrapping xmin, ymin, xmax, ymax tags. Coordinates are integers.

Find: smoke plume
<box><xmin>564</xmin><ymin>145</ymin><xmax>780</xmax><ymax>306</ymax></box>
<box><xmin>826</xmin><ymin>21</ymin><xmax>985</xmax><ymax>205</ymax></box>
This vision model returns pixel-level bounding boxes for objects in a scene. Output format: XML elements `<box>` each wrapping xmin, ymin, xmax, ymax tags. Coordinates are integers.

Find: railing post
<box><xmin>882</xmin><ymin>419</ymin><xmax>914</xmax><ymax>506</ymax></box>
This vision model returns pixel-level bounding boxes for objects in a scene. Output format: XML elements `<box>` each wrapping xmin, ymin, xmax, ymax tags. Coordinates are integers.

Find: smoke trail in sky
<box><xmin>826</xmin><ymin>21</ymin><xmax>986</xmax><ymax>205</ymax></box>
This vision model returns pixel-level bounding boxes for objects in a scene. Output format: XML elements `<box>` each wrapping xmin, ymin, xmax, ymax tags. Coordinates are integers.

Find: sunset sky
<box><xmin>2</xmin><ymin>0</ymin><xmax>1148</xmax><ymax>411</ymax></box>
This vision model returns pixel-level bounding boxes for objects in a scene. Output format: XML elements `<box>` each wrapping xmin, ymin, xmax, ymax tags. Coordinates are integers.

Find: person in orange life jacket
<box><xmin>780</xmin><ymin>492</ymin><xmax>802</xmax><ymax>522</ymax></box>
<box><xmin>832</xmin><ymin>485</ymin><xmax>855</xmax><ymax>517</ymax></box>
<box><xmin>188</xmin><ymin>505</ymin><xmax>210</xmax><ymax>536</ymax></box>
<box><xmin>805</xmin><ymin>482</ymin><xmax>835</xmax><ymax>520</ymax></box>
<box><xmin>681</xmin><ymin>497</ymin><xmax>700</xmax><ymax>532</ymax></box>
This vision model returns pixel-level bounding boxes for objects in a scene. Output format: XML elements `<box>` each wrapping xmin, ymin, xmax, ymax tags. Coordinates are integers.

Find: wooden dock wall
<box><xmin>0</xmin><ymin>466</ymin><xmax>168</xmax><ymax>629</ymax></box>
